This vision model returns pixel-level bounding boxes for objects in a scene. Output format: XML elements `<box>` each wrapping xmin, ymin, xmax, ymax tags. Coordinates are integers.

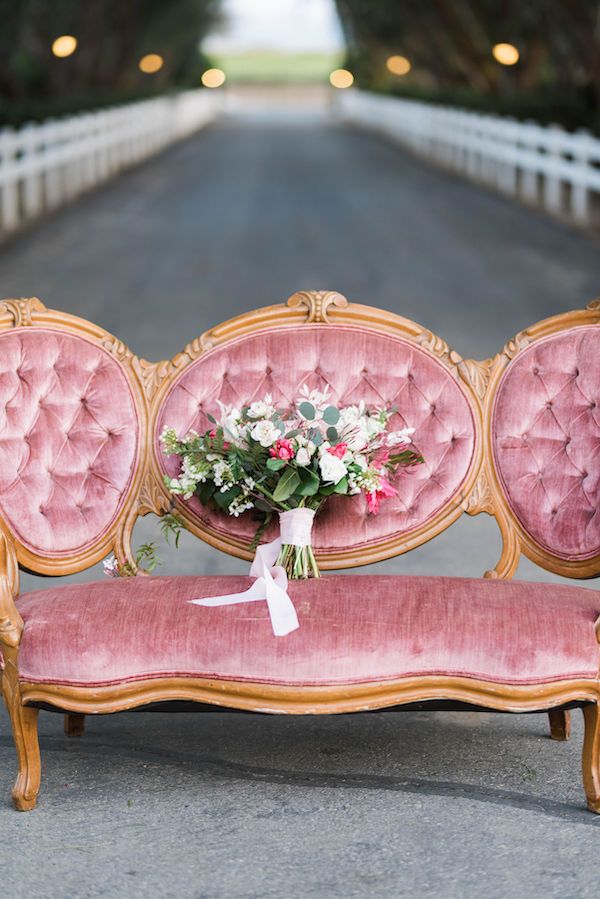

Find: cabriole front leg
<box><xmin>10</xmin><ymin>704</ymin><xmax>40</xmax><ymax>811</ymax></box>
<box><xmin>582</xmin><ymin>703</ymin><xmax>600</xmax><ymax>814</ymax></box>
<box><xmin>1</xmin><ymin>648</ymin><xmax>41</xmax><ymax>811</ymax></box>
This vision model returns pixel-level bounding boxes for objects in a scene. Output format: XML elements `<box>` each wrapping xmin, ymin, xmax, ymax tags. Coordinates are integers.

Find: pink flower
<box><xmin>270</xmin><ymin>437</ymin><xmax>295</xmax><ymax>461</ymax></box>
<box><xmin>209</xmin><ymin>429</ymin><xmax>230</xmax><ymax>450</ymax></box>
<box><xmin>366</xmin><ymin>478</ymin><xmax>398</xmax><ymax>515</ymax></box>
<box><xmin>327</xmin><ymin>442</ymin><xmax>348</xmax><ymax>459</ymax></box>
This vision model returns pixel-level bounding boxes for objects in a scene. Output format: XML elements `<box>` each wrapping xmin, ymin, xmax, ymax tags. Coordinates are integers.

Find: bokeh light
<box><xmin>386</xmin><ymin>55</ymin><xmax>411</xmax><ymax>76</ymax></box>
<box><xmin>492</xmin><ymin>43</ymin><xmax>520</xmax><ymax>65</ymax></box>
<box><xmin>201</xmin><ymin>68</ymin><xmax>226</xmax><ymax>88</ymax></box>
<box><xmin>329</xmin><ymin>69</ymin><xmax>354</xmax><ymax>89</ymax></box>
<box><xmin>51</xmin><ymin>35</ymin><xmax>77</xmax><ymax>58</ymax></box>
<box><xmin>139</xmin><ymin>54</ymin><xmax>164</xmax><ymax>74</ymax></box>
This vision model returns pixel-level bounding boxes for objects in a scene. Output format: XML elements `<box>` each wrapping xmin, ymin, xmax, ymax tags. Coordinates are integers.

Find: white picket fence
<box><xmin>0</xmin><ymin>90</ymin><xmax>220</xmax><ymax>238</ymax></box>
<box><xmin>338</xmin><ymin>90</ymin><xmax>600</xmax><ymax>226</ymax></box>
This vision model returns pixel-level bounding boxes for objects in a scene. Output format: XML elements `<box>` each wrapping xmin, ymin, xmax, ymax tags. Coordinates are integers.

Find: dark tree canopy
<box><xmin>335</xmin><ymin>0</ymin><xmax>600</xmax><ymax>130</ymax></box>
<box><xmin>0</xmin><ymin>0</ymin><xmax>223</xmax><ymax>124</ymax></box>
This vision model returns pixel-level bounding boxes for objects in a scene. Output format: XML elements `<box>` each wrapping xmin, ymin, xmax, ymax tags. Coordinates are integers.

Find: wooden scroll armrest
<box><xmin>0</xmin><ymin>534</ymin><xmax>22</xmax><ymax>649</ymax></box>
<box><xmin>596</xmin><ymin>615</ymin><xmax>600</xmax><ymax>647</ymax></box>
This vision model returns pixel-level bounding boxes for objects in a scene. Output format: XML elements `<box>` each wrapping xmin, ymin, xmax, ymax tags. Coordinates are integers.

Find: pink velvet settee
<box><xmin>1</xmin><ymin>290</ymin><xmax>599</xmax><ymax>813</ymax></box>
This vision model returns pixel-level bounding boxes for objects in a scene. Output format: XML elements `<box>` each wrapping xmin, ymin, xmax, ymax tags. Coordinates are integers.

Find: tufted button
<box><xmin>551</xmin><ymin>509</ymin><xmax>557</xmax><ymax>515</ymax></box>
<box><xmin>590</xmin><ymin>402</ymin><xmax>596</xmax><ymax>409</ymax></box>
<box><xmin>265</xmin><ymin>366</ymin><xmax>272</xmax><ymax>375</ymax></box>
<box><xmin>430</xmin><ymin>403</ymin><xmax>436</xmax><ymax>413</ymax></box>
<box><xmin>545</xmin><ymin>401</ymin><xmax>552</xmax><ymax>409</ymax></box>
<box><xmin>574</xmin><ymin>368</ymin><xmax>579</xmax><ymax>377</ymax></box>
<box><xmin>565</xmin><ymin>436</ymin><xmax>571</xmax><ymax>445</ymax></box>
<box><xmin>532</xmin><ymin>367</ymin><xmax>540</xmax><ymax>376</ymax></box>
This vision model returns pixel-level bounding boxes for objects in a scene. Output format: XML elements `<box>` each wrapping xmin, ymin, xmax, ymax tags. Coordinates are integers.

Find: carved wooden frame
<box><xmin>0</xmin><ymin>292</ymin><xmax>599</xmax><ymax>814</ymax></box>
<box><xmin>145</xmin><ymin>289</ymin><xmax>485</xmax><ymax>568</ymax></box>
<box><xmin>480</xmin><ymin>298</ymin><xmax>600</xmax><ymax>580</ymax></box>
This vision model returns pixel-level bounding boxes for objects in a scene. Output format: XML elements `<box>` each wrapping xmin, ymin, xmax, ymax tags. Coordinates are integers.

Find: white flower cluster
<box><xmin>160</xmin><ymin>388</ymin><xmax>420</xmax><ymax>522</ymax></box>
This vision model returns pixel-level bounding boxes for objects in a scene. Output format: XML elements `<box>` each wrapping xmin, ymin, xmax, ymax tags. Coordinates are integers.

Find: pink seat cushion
<box><xmin>156</xmin><ymin>325</ymin><xmax>477</xmax><ymax>554</ymax></box>
<box><xmin>16</xmin><ymin>575</ymin><xmax>600</xmax><ymax>688</ymax></box>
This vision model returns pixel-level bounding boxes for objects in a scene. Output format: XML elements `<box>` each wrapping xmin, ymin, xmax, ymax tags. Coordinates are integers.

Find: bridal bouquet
<box><xmin>160</xmin><ymin>386</ymin><xmax>423</xmax><ymax>580</ymax></box>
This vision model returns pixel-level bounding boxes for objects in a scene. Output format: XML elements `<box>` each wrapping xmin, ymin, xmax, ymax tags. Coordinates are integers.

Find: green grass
<box><xmin>211</xmin><ymin>51</ymin><xmax>344</xmax><ymax>84</ymax></box>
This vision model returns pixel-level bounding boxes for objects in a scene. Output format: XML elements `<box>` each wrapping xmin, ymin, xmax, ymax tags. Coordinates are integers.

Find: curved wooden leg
<box><xmin>64</xmin><ymin>713</ymin><xmax>85</xmax><ymax>737</ymax></box>
<box><xmin>582</xmin><ymin>703</ymin><xmax>600</xmax><ymax>814</ymax></box>
<box><xmin>548</xmin><ymin>709</ymin><xmax>571</xmax><ymax>741</ymax></box>
<box><xmin>11</xmin><ymin>705</ymin><xmax>40</xmax><ymax>811</ymax></box>
<box><xmin>1</xmin><ymin>647</ymin><xmax>41</xmax><ymax>811</ymax></box>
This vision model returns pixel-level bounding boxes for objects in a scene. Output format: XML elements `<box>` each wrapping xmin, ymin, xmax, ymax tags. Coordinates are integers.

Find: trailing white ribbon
<box><xmin>189</xmin><ymin>507</ymin><xmax>316</xmax><ymax>637</ymax></box>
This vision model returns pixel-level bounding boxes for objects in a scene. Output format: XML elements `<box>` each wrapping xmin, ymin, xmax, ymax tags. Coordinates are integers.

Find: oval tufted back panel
<box><xmin>492</xmin><ymin>326</ymin><xmax>600</xmax><ymax>561</ymax></box>
<box><xmin>0</xmin><ymin>329</ymin><xmax>140</xmax><ymax>557</ymax></box>
<box><xmin>156</xmin><ymin>325</ymin><xmax>477</xmax><ymax>557</ymax></box>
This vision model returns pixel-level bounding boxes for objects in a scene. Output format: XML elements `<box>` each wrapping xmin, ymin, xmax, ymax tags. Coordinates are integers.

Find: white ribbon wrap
<box><xmin>189</xmin><ymin>507</ymin><xmax>316</xmax><ymax>637</ymax></box>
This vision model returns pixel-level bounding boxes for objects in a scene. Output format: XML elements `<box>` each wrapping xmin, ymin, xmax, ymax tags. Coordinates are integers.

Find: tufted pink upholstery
<box><xmin>0</xmin><ymin>329</ymin><xmax>140</xmax><ymax>556</ymax></box>
<box><xmin>16</xmin><ymin>575</ymin><xmax>600</xmax><ymax>687</ymax></box>
<box><xmin>156</xmin><ymin>325</ymin><xmax>477</xmax><ymax>552</ymax></box>
<box><xmin>493</xmin><ymin>327</ymin><xmax>600</xmax><ymax>560</ymax></box>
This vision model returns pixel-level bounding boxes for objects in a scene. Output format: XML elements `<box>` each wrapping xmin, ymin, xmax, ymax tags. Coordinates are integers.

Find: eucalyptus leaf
<box><xmin>326</xmin><ymin>426</ymin><xmax>338</xmax><ymax>442</ymax></box>
<box><xmin>299</xmin><ymin>401</ymin><xmax>315</xmax><ymax>421</ymax></box>
<box><xmin>322</xmin><ymin>406</ymin><xmax>340</xmax><ymax>425</ymax></box>
<box><xmin>310</xmin><ymin>430</ymin><xmax>323</xmax><ymax>446</ymax></box>
<box><xmin>207</xmin><ymin>413</ymin><xmax>217</xmax><ymax>424</ymax></box>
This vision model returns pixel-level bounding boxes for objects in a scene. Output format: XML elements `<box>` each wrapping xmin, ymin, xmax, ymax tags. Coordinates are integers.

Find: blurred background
<box><xmin>0</xmin><ymin>0</ymin><xmax>599</xmax><ymax>588</ymax></box>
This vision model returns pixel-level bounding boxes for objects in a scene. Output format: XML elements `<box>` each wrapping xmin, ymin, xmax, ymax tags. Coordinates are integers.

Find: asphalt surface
<box><xmin>1</xmin><ymin>110</ymin><xmax>600</xmax><ymax>899</ymax></box>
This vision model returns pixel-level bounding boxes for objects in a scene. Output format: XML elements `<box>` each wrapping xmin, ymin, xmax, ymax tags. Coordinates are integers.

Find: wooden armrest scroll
<box><xmin>0</xmin><ymin>533</ymin><xmax>22</xmax><ymax>648</ymax></box>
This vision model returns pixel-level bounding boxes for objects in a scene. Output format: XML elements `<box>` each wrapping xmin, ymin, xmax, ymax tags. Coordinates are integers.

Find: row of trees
<box><xmin>335</xmin><ymin>0</ymin><xmax>600</xmax><ymax>130</ymax></box>
<box><xmin>0</xmin><ymin>0</ymin><xmax>223</xmax><ymax>124</ymax></box>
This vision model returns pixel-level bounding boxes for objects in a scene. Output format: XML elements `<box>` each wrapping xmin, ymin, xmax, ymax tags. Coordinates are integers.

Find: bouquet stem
<box><xmin>276</xmin><ymin>543</ymin><xmax>320</xmax><ymax>579</ymax></box>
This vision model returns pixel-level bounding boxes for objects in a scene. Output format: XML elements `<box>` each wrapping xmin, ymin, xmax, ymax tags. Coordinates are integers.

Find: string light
<box><xmin>52</xmin><ymin>35</ymin><xmax>77</xmax><ymax>58</ymax></box>
<box><xmin>492</xmin><ymin>43</ymin><xmax>519</xmax><ymax>65</ymax></box>
<box><xmin>386</xmin><ymin>55</ymin><xmax>411</xmax><ymax>76</ymax></box>
<box><xmin>201</xmin><ymin>68</ymin><xmax>226</xmax><ymax>88</ymax></box>
<box><xmin>139</xmin><ymin>54</ymin><xmax>164</xmax><ymax>74</ymax></box>
<box><xmin>329</xmin><ymin>69</ymin><xmax>354</xmax><ymax>89</ymax></box>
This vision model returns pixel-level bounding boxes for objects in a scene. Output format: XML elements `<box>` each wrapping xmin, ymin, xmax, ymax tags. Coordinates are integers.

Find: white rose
<box><xmin>319</xmin><ymin>453</ymin><xmax>347</xmax><ymax>484</ymax></box>
<box><xmin>247</xmin><ymin>399</ymin><xmax>270</xmax><ymax>419</ymax></box>
<box><xmin>338</xmin><ymin>405</ymin><xmax>361</xmax><ymax>428</ymax></box>
<box><xmin>296</xmin><ymin>447</ymin><xmax>311</xmax><ymax>466</ymax></box>
<box><xmin>250</xmin><ymin>420</ymin><xmax>279</xmax><ymax>447</ymax></box>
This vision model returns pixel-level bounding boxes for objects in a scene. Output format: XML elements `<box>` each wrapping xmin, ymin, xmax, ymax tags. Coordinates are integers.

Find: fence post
<box><xmin>519</xmin><ymin>120</ymin><xmax>539</xmax><ymax>205</ymax></box>
<box><xmin>0</xmin><ymin>127</ymin><xmax>20</xmax><ymax>232</ymax></box>
<box><xmin>22</xmin><ymin>122</ymin><xmax>43</xmax><ymax>219</ymax></box>
<box><xmin>543</xmin><ymin>124</ymin><xmax>565</xmax><ymax>215</ymax></box>
<box><xmin>40</xmin><ymin>119</ymin><xmax>62</xmax><ymax>210</ymax></box>
<box><xmin>571</xmin><ymin>129</ymin><xmax>592</xmax><ymax>225</ymax></box>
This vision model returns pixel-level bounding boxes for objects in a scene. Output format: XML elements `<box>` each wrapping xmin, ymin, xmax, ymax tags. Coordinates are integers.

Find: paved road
<box><xmin>1</xmin><ymin>111</ymin><xmax>600</xmax><ymax>899</ymax></box>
